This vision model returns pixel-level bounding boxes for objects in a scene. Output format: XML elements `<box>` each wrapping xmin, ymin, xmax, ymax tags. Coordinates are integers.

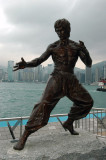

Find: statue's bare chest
<box><xmin>52</xmin><ymin>45</ymin><xmax>78</xmax><ymax>63</ymax></box>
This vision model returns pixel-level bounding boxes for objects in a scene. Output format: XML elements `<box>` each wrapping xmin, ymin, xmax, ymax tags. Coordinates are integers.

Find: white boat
<box><xmin>97</xmin><ymin>79</ymin><xmax>106</xmax><ymax>92</ymax></box>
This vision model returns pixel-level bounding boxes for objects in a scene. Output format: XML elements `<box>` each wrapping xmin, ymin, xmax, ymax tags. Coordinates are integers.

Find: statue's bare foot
<box><xmin>13</xmin><ymin>139</ymin><xmax>26</xmax><ymax>150</ymax></box>
<box><xmin>13</xmin><ymin>130</ymin><xmax>30</xmax><ymax>150</ymax></box>
<box><xmin>63</xmin><ymin>122</ymin><xmax>79</xmax><ymax>135</ymax></box>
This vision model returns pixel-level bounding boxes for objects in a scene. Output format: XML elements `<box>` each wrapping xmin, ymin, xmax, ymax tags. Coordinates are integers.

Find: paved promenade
<box><xmin>0</xmin><ymin>122</ymin><xmax>106</xmax><ymax>160</ymax></box>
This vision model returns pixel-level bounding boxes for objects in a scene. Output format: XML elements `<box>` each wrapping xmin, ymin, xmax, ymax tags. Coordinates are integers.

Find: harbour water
<box><xmin>0</xmin><ymin>82</ymin><xmax>106</xmax><ymax>118</ymax></box>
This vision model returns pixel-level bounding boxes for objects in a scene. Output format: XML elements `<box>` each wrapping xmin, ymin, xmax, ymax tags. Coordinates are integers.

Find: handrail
<box><xmin>0</xmin><ymin>107</ymin><xmax>106</xmax><ymax>140</ymax></box>
<box><xmin>0</xmin><ymin>114</ymin><xmax>68</xmax><ymax>122</ymax></box>
<box><xmin>92</xmin><ymin>107</ymin><xmax>106</xmax><ymax>110</ymax></box>
<box><xmin>0</xmin><ymin>107</ymin><xmax>105</xmax><ymax>122</ymax></box>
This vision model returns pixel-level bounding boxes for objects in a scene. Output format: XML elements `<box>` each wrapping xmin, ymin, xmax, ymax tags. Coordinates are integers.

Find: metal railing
<box><xmin>0</xmin><ymin>108</ymin><xmax>106</xmax><ymax>141</ymax></box>
<box><xmin>75</xmin><ymin>107</ymin><xmax>106</xmax><ymax>137</ymax></box>
<box><xmin>0</xmin><ymin>114</ymin><xmax>68</xmax><ymax>141</ymax></box>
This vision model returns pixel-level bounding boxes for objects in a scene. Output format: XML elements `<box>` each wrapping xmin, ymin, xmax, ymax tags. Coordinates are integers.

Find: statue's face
<box><xmin>55</xmin><ymin>26</ymin><xmax>70</xmax><ymax>40</ymax></box>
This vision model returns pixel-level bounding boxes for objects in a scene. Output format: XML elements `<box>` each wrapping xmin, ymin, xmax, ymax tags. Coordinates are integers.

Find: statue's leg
<box><xmin>63</xmin><ymin>120</ymin><xmax>79</xmax><ymax>135</ymax></box>
<box><xmin>13</xmin><ymin>76</ymin><xmax>63</xmax><ymax>150</ymax></box>
<box><xmin>63</xmin><ymin>75</ymin><xmax>93</xmax><ymax>135</ymax></box>
<box><xmin>13</xmin><ymin>130</ymin><xmax>31</xmax><ymax>150</ymax></box>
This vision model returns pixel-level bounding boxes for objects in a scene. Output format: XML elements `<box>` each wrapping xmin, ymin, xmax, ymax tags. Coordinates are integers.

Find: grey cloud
<box><xmin>4</xmin><ymin>0</ymin><xmax>66</xmax><ymax>26</ymax></box>
<box><xmin>0</xmin><ymin>0</ymin><xmax>106</xmax><ymax>67</ymax></box>
<box><xmin>70</xmin><ymin>0</ymin><xmax>106</xmax><ymax>44</ymax></box>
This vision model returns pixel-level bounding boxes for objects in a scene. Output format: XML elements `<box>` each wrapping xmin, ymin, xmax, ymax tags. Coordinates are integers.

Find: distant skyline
<box><xmin>1</xmin><ymin>59</ymin><xmax>105</xmax><ymax>83</ymax></box>
<box><xmin>0</xmin><ymin>0</ymin><xmax>106</xmax><ymax>69</ymax></box>
<box><xmin>0</xmin><ymin>60</ymin><xmax>105</xmax><ymax>71</ymax></box>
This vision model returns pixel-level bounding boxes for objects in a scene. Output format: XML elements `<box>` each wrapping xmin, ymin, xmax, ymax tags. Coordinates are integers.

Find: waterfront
<box><xmin>0</xmin><ymin>82</ymin><xmax>106</xmax><ymax>118</ymax></box>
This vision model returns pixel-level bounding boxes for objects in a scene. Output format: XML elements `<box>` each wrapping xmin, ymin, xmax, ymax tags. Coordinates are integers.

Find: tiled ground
<box><xmin>0</xmin><ymin>122</ymin><xmax>106</xmax><ymax>160</ymax></box>
<box><xmin>0</xmin><ymin>122</ymin><xmax>65</xmax><ymax>141</ymax></box>
<box><xmin>0</xmin><ymin>119</ymin><xmax>106</xmax><ymax>141</ymax></box>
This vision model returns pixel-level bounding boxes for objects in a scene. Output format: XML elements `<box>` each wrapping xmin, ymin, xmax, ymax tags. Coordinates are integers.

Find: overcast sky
<box><xmin>0</xmin><ymin>0</ymin><xmax>106</xmax><ymax>69</ymax></box>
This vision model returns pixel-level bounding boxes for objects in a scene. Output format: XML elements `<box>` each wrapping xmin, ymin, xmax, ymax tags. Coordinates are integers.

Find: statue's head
<box><xmin>54</xmin><ymin>19</ymin><xmax>71</xmax><ymax>39</ymax></box>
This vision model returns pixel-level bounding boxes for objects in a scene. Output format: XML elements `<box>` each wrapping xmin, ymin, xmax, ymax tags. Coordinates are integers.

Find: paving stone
<box><xmin>0</xmin><ymin>129</ymin><xmax>105</xmax><ymax>160</ymax></box>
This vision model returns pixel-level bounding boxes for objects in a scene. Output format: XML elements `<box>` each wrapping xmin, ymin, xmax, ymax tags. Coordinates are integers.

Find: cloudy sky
<box><xmin>0</xmin><ymin>0</ymin><xmax>106</xmax><ymax>69</ymax></box>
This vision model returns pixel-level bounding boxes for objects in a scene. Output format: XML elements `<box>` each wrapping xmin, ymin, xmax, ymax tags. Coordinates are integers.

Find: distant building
<box><xmin>38</xmin><ymin>65</ymin><xmax>43</xmax><ymax>82</ymax></box>
<box><xmin>34</xmin><ymin>66</ymin><xmax>38</xmax><ymax>82</ymax></box>
<box><xmin>8</xmin><ymin>61</ymin><xmax>14</xmax><ymax>82</ymax></box>
<box><xmin>75</xmin><ymin>71</ymin><xmax>85</xmax><ymax>84</ymax></box>
<box><xmin>85</xmin><ymin>67</ymin><xmax>92</xmax><ymax>84</ymax></box>
<box><xmin>42</xmin><ymin>66</ymin><xmax>49</xmax><ymax>82</ymax></box>
<box><xmin>104</xmin><ymin>63</ymin><xmax>106</xmax><ymax>79</ymax></box>
<box><xmin>75</xmin><ymin>71</ymin><xmax>81</xmax><ymax>82</ymax></box>
<box><xmin>14</xmin><ymin>70</ymin><xmax>19</xmax><ymax>82</ymax></box>
<box><xmin>42</xmin><ymin>64</ymin><xmax>54</xmax><ymax>82</ymax></box>
<box><xmin>33</xmin><ymin>65</ymin><xmax>43</xmax><ymax>82</ymax></box>
<box><xmin>80</xmin><ymin>73</ymin><xmax>85</xmax><ymax>83</ymax></box>
<box><xmin>18</xmin><ymin>70</ymin><xmax>23</xmax><ymax>81</ymax></box>
<box><xmin>47</xmin><ymin>64</ymin><xmax>54</xmax><ymax>74</ymax></box>
<box><xmin>95</xmin><ymin>68</ymin><xmax>100</xmax><ymax>82</ymax></box>
<box><xmin>23</xmin><ymin>68</ymin><xmax>34</xmax><ymax>82</ymax></box>
<box><xmin>3</xmin><ymin>72</ymin><xmax>8</xmax><ymax>82</ymax></box>
<box><xmin>0</xmin><ymin>69</ymin><xmax>3</xmax><ymax>80</ymax></box>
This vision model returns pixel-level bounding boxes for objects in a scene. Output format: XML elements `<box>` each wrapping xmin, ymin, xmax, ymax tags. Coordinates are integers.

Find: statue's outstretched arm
<box><xmin>13</xmin><ymin>46</ymin><xmax>52</xmax><ymax>71</ymax></box>
<box><xmin>26</xmin><ymin>48</ymin><xmax>51</xmax><ymax>67</ymax></box>
<box><xmin>78</xmin><ymin>41</ymin><xmax>92</xmax><ymax>67</ymax></box>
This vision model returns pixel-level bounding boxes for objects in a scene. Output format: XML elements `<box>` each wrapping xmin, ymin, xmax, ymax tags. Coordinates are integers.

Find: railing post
<box><xmin>85</xmin><ymin>117</ymin><xmax>87</xmax><ymax>130</ymax></box>
<box><xmin>97</xmin><ymin>109</ymin><xmax>98</xmax><ymax>135</ymax></box>
<box><xmin>75</xmin><ymin>120</ymin><xmax>77</xmax><ymax>128</ymax></box>
<box><xmin>93</xmin><ymin>109</ymin><xmax>94</xmax><ymax>134</ymax></box>
<box><xmin>20</xmin><ymin>117</ymin><xmax>23</xmax><ymax>137</ymax></box>
<box><xmin>82</xmin><ymin>118</ymin><xmax>83</xmax><ymax>129</ymax></box>
<box><xmin>78</xmin><ymin>120</ymin><xmax>80</xmax><ymax>128</ymax></box>
<box><xmin>101</xmin><ymin>110</ymin><xmax>102</xmax><ymax>136</ymax></box>
<box><xmin>89</xmin><ymin>112</ymin><xmax>90</xmax><ymax>132</ymax></box>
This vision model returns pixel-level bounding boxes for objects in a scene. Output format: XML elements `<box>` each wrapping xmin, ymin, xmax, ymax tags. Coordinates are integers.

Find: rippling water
<box><xmin>0</xmin><ymin>82</ymin><xmax>105</xmax><ymax>118</ymax></box>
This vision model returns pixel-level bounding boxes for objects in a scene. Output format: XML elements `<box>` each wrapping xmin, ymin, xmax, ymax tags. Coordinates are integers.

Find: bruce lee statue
<box><xmin>13</xmin><ymin>19</ymin><xmax>93</xmax><ymax>150</ymax></box>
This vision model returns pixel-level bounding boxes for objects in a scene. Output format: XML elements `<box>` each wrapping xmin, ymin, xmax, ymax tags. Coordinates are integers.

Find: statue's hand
<box><xmin>79</xmin><ymin>41</ymin><xmax>86</xmax><ymax>58</ymax></box>
<box><xmin>79</xmin><ymin>40</ymin><xmax>84</xmax><ymax>47</ymax></box>
<box><xmin>13</xmin><ymin>57</ymin><xmax>27</xmax><ymax>71</ymax></box>
<box><xmin>79</xmin><ymin>40</ymin><xmax>89</xmax><ymax>58</ymax></box>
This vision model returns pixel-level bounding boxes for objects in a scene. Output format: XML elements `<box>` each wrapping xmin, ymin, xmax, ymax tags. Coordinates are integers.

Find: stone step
<box><xmin>0</xmin><ymin>128</ymin><xmax>105</xmax><ymax>160</ymax></box>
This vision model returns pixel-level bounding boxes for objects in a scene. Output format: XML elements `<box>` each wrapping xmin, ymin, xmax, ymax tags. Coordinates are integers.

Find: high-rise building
<box><xmin>104</xmin><ymin>63</ymin><xmax>106</xmax><ymax>79</ymax></box>
<box><xmin>14</xmin><ymin>70</ymin><xmax>19</xmax><ymax>82</ymax></box>
<box><xmin>18</xmin><ymin>70</ymin><xmax>23</xmax><ymax>81</ymax></box>
<box><xmin>34</xmin><ymin>67</ymin><xmax>39</xmax><ymax>82</ymax></box>
<box><xmin>23</xmin><ymin>68</ymin><xmax>34</xmax><ymax>82</ymax></box>
<box><xmin>42</xmin><ymin>66</ymin><xmax>48</xmax><ymax>82</ymax></box>
<box><xmin>85</xmin><ymin>67</ymin><xmax>92</xmax><ymax>84</ymax></box>
<box><xmin>42</xmin><ymin>64</ymin><xmax>54</xmax><ymax>82</ymax></box>
<box><xmin>47</xmin><ymin>64</ymin><xmax>54</xmax><ymax>74</ymax></box>
<box><xmin>75</xmin><ymin>71</ymin><xmax>85</xmax><ymax>84</ymax></box>
<box><xmin>75</xmin><ymin>71</ymin><xmax>81</xmax><ymax>82</ymax></box>
<box><xmin>3</xmin><ymin>72</ymin><xmax>8</xmax><ymax>82</ymax></box>
<box><xmin>34</xmin><ymin>65</ymin><xmax>43</xmax><ymax>82</ymax></box>
<box><xmin>38</xmin><ymin>65</ymin><xmax>43</xmax><ymax>82</ymax></box>
<box><xmin>0</xmin><ymin>69</ymin><xmax>3</xmax><ymax>80</ymax></box>
<box><xmin>80</xmin><ymin>73</ymin><xmax>85</xmax><ymax>83</ymax></box>
<box><xmin>8</xmin><ymin>61</ymin><xmax>14</xmax><ymax>82</ymax></box>
<box><xmin>95</xmin><ymin>68</ymin><xmax>100</xmax><ymax>82</ymax></box>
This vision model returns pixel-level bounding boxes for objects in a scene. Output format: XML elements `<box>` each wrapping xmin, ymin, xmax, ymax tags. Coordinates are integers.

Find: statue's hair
<box><xmin>54</xmin><ymin>18</ymin><xmax>71</xmax><ymax>32</ymax></box>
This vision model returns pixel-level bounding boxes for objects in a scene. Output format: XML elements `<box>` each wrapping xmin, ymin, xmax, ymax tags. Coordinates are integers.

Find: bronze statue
<box><xmin>13</xmin><ymin>19</ymin><xmax>93</xmax><ymax>150</ymax></box>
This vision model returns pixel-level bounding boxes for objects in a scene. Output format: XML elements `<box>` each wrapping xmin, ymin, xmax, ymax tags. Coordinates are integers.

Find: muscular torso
<box><xmin>27</xmin><ymin>39</ymin><xmax>92</xmax><ymax>71</ymax></box>
<box><xmin>51</xmin><ymin>40</ymin><xmax>79</xmax><ymax>73</ymax></box>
